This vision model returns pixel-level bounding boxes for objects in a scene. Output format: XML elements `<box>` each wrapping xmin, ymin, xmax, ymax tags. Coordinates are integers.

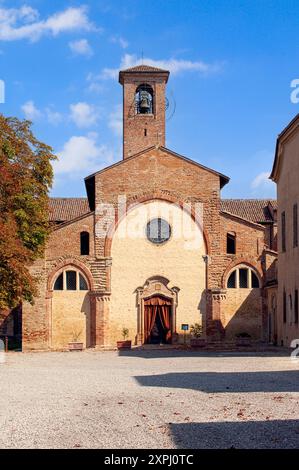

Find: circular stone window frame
<box><xmin>146</xmin><ymin>217</ymin><xmax>172</xmax><ymax>246</ymax></box>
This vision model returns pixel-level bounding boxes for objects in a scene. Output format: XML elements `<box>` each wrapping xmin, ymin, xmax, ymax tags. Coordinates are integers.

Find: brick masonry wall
<box><xmin>122</xmin><ymin>72</ymin><xmax>167</xmax><ymax>159</ymax></box>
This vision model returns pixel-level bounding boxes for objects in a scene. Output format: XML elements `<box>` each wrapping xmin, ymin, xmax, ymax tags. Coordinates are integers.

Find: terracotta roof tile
<box><xmin>120</xmin><ymin>64</ymin><xmax>169</xmax><ymax>73</ymax></box>
<box><xmin>49</xmin><ymin>197</ymin><xmax>277</xmax><ymax>225</ymax></box>
<box><xmin>221</xmin><ymin>199</ymin><xmax>277</xmax><ymax>223</ymax></box>
<box><xmin>49</xmin><ymin>198</ymin><xmax>90</xmax><ymax>222</ymax></box>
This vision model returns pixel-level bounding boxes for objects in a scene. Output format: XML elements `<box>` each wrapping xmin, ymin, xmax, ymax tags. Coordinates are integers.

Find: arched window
<box><xmin>135</xmin><ymin>84</ymin><xmax>153</xmax><ymax>114</ymax></box>
<box><xmin>53</xmin><ymin>269</ymin><xmax>89</xmax><ymax>291</ymax></box>
<box><xmin>227</xmin><ymin>232</ymin><xmax>236</xmax><ymax>254</ymax></box>
<box><xmin>80</xmin><ymin>231</ymin><xmax>90</xmax><ymax>256</ymax></box>
<box><xmin>227</xmin><ymin>266</ymin><xmax>260</xmax><ymax>289</ymax></box>
<box><xmin>54</xmin><ymin>273</ymin><xmax>63</xmax><ymax>290</ymax></box>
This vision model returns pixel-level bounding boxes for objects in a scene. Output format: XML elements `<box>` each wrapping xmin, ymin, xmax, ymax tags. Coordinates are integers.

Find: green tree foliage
<box><xmin>0</xmin><ymin>115</ymin><xmax>56</xmax><ymax>309</ymax></box>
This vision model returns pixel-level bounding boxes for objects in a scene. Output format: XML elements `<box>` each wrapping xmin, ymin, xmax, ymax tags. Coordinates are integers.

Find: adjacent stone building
<box><xmin>1</xmin><ymin>65</ymin><xmax>279</xmax><ymax>350</ymax></box>
<box><xmin>270</xmin><ymin>114</ymin><xmax>299</xmax><ymax>347</ymax></box>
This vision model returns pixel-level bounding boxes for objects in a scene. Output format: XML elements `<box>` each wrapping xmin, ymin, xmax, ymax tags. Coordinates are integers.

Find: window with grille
<box><xmin>79</xmin><ymin>273</ymin><xmax>88</xmax><ymax>291</ymax></box>
<box><xmin>54</xmin><ymin>273</ymin><xmax>63</xmax><ymax>290</ymax></box>
<box><xmin>227</xmin><ymin>232</ymin><xmax>236</xmax><ymax>254</ymax></box>
<box><xmin>239</xmin><ymin>268</ymin><xmax>248</xmax><ymax>288</ymax></box>
<box><xmin>53</xmin><ymin>269</ymin><xmax>89</xmax><ymax>291</ymax></box>
<box><xmin>226</xmin><ymin>266</ymin><xmax>260</xmax><ymax>289</ymax></box>
<box><xmin>66</xmin><ymin>271</ymin><xmax>77</xmax><ymax>290</ymax></box>
<box><xmin>227</xmin><ymin>270</ymin><xmax>236</xmax><ymax>288</ymax></box>
<box><xmin>80</xmin><ymin>231</ymin><xmax>90</xmax><ymax>256</ymax></box>
<box><xmin>281</xmin><ymin>211</ymin><xmax>286</xmax><ymax>252</ymax></box>
<box><xmin>251</xmin><ymin>271</ymin><xmax>260</xmax><ymax>288</ymax></box>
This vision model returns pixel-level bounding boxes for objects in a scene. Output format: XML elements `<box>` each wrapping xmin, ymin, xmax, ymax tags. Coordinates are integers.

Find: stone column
<box><xmin>90</xmin><ymin>292</ymin><xmax>111</xmax><ymax>348</ymax></box>
<box><xmin>206</xmin><ymin>288</ymin><xmax>227</xmax><ymax>341</ymax></box>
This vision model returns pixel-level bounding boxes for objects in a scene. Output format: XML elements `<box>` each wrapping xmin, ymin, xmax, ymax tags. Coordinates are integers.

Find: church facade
<box><xmin>2</xmin><ymin>65</ymin><xmax>279</xmax><ymax>351</ymax></box>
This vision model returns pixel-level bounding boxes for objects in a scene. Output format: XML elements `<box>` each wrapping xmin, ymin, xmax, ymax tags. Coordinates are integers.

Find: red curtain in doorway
<box><xmin>144</xmin><ymin>296</ymin><xmax>172</xmax><ymax>343</ymax></box>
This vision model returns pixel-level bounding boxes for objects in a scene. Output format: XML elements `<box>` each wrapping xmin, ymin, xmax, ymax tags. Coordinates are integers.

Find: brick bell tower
<box><xmin>119</xmin><ymin>65</ymin><xmax>170</xmax><ymax>159</ymax></box>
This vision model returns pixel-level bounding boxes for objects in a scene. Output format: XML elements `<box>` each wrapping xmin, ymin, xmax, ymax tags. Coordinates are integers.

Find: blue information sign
<box><xmin>181</xmin><ymin>324</ymin><xmax>189</xmax><ymax>331</ymax></box>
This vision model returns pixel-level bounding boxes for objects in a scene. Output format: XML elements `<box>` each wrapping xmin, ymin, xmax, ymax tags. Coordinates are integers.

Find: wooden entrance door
<box><xmin>144</xmin><ymin>296</ymin><xmax>172</xmax><ymax>344</ymax></box>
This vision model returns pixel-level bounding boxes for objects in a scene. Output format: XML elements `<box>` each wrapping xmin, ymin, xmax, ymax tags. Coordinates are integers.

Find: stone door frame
<box><xmin>135</xmin><ymin>277</ymin><xmax>180</xmax><ymax>345</ymax></box>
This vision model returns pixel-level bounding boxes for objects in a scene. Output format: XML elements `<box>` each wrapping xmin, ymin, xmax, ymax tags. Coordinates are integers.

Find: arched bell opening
<box><xmin>135</xmin><ymin>84</ymin><xmax>154</xmax><ymax>115</ymax></box>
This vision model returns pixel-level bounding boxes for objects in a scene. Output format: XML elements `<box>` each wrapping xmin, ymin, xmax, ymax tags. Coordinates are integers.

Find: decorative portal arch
<box><xmin>135</xmin><ymin>277</ymin><xmax>180</xmax><ymax>345</ymax></box>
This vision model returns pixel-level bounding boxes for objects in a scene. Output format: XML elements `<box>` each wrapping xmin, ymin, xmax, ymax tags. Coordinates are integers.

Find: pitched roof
<box><xmin>120</xmin><ymin>64</ymin><xmax>169</xmax><ymax>73</ymax></box>
<box><xmin>49</xmin><ymin>198</ymin><xmax>90</xmax><ymax>222</ymax></box>
<box><xmin>270</xmin><ymin>113</ymin><xmax>299</xmax><ymax>181</ymax></box>
<box><xmin>119</xmin><ymin>64</ymin><xmax>170</xmax><ymax>84</ymax></box>
<box><xmin>221</xmin><ymin>199</ymin><xmax>277</xmax><ymax>223</ymax></box>
<box><xmin>48</xmin><ymin>197</ymin><xmax>277</xmax><ymax>225</ymax></box>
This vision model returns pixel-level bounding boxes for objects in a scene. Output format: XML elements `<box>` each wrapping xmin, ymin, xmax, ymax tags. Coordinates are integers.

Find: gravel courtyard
<box><xmin>0</xmin><ymin>349</ymin><xmax>298</xmax><ymax>449</ymax></box>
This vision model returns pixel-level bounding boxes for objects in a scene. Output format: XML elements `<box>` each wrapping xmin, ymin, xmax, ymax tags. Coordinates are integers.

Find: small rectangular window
<box><xmin>227</xmin><ymin>233</ymin><xmax>236</xmax><ymax>254</ymax></box>
<box><xmin>239</xmin><ymin>268</ymin><xmax>248</xmax><ymax>288</ymax></box>
<box><xmin>80</xmin><ymin>232</ymin><xmax>90</xmax><ymax>256</ymax></box>
<box><xmin>295</xmin><ymin>289</ymin><xmax>299</xmax><ymax>324</ymax></box>
<box><xmin>282</xmin><ymin>211</ymin><xmax>286</xmax><ymax>252</ymax></box>
<box><xmin>66</xmin><ymin>271</ymin><xmax>77</xmax><ymax>290</ymax></box>
<box><xmin>293</xmin><ymin>204</ymin><xmax>298</xmax><ymax>248</ymax></box>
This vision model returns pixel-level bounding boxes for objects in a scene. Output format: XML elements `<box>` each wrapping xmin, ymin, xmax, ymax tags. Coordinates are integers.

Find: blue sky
<box><xmin>1</xmin><ymin>0</ymin><xmax>299</xmax><ymax>199</ymax></box>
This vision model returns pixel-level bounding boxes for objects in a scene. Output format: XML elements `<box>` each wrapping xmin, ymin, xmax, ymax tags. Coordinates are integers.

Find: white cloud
<box><xmin>69</xmin><ymin>102</ymin><xmax>100</xmax><ymax>128</ymax></box>
<box><xmin>98</xmin><ymin>53</ymin><xmax>222</xmax><ymax>80</ymax></box>
<box><xmin>108</xmin><ymin>104</ymin><xmax>122</xmax><ymax>137</ymax></box>
<box><xmin>53</xmin><ymin>134</ymin><xmax>114</xmax><ymax>176</ymax></box>
<box><xmin>69</xmin><ymin>38</ymin><xmax>93</xmax><ymax>57</ymax></box>
<box><xmin>0</xmin><ymin>6</ymin><xmax>96</xmax><ymax>42</ymax></box>
<box><xmin>21</xmin><ymin>100</ymin><xmax>42</xmax><ymax>120</ymax></box>
<box><xmin>46</xmin><ymin>107</ymin><xmax>63</xmax><ymax>125</ymax></box>
<box><xmin>251</xmin><ymin>171</ymin><xmax>276</xmax><ymax>197</ymax></box>
<box><xmin>110</xmin><ymin>35</ymin><xmax>128</xmax><ymax>49</ymax></box>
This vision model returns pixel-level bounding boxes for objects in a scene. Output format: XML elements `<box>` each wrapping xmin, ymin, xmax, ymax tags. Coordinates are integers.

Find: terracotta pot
<box><xmin>190</xmin><ymin>338</ymin><xmax>206</xmax><ymax>348</ymax></box>
<box><xmin>117</xmin><ymin>340</ymin><xmax>132</xmax><ymax>350</ymax></box>
<box><xmin>68</xmin><ymin>342</ymin><xmax>84</xmax><ymax>351</ymax></box>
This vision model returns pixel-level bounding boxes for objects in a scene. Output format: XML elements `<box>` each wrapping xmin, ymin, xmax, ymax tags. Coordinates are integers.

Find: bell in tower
<box><xmin>136</xmin><ymin>85</ymin><xmax>153</xmax><ymax>114</ymax></box>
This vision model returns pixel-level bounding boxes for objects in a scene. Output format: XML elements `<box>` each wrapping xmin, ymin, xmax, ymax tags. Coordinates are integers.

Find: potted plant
<box><xmin>235</xmin><ymin>332</ymin><xmax>252</xmax><ymax>347</ymax></box>
<box><xmin>190</xmin><ymin>323</ymin><xmax>206</xmax><ymax>347</ymax></box>
<box><xmin>117</xmin><ymin>328</ymin><xmax>132</xmax><ymax>350</ymax></box>
<box><xmin>68</xmin><ymin>329</ymin><xmax>84</xmax><ymax>351</ymax></box>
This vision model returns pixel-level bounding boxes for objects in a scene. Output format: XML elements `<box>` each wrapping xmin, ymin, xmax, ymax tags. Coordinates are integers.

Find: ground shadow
<box><xmin>170</xmin><ymin>419</ymin><xmax>299</xmax><ymax>449</ymax></box>
<box><xmin>135</xmin><ymin>370</ymin><xmax>299</xmax><ymax>393</ymax></box>
<box><xmin>118</xmin><ymin>348</ymin><xmax>289</xmax><ymax>360</ymax></box>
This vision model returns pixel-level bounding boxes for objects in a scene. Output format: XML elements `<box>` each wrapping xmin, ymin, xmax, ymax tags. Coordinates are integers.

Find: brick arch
<box><xmin>47</xmin><ymin>258</ymin><xmax>95</xmax><ymax>291</ymax></box>
<box><xmin>104</xmin><ymin>194</ymin><xmax>210</xmax><ymax>257</ymax></box>
<box><xmin>221</xmin><ymin>258</ymin><xmax>263</xmax><ymax>289</ymax></box>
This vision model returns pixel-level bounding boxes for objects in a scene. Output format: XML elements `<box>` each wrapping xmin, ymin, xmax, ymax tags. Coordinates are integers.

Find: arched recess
<box><xmin>104</xmin><ymin>194</ymin><xmax>210</xmax><ymax>257</ymax></box>
<box><xmin>108</xmin><ymin>199</ymin><xmax>207</xmax><ymax>347</ymax></box>
<box><xmin>47</xmin><ymin>259</ymin><xmax>94</xmax><ymax>350</ymax></box>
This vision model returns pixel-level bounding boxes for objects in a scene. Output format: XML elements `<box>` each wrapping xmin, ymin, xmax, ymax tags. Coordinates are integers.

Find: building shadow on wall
<box><xmin>134</xmin><ymin>370</ymin><xmax>299</xmax><ymax>393</ymax></box>
<box><xmin>223</xmin><ymin>289</ymin><xmax>263</xmax><ymax>340</ymax></box>
<box><xmin>169</xmin><ymin>419</ymin><xmax>299</xmax><ymax>449</ymax></box>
